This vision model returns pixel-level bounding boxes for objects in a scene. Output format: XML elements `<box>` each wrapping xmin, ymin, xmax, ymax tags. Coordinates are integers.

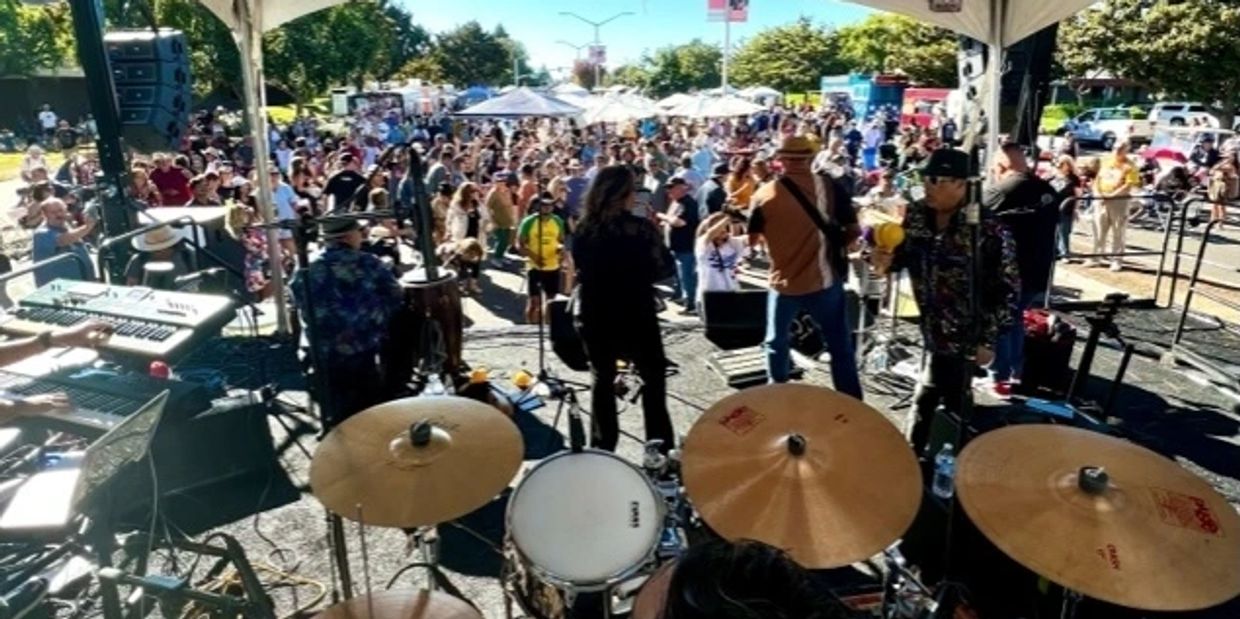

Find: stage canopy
<box><xmin>841</xmin><ymin>0</ymin><xmax>1096</xmax><ymax>48</ymax></box>
<box><xmin>455</xmin><ymin>87</ymin><xmax>583</xmax><ymax>118</ymax></box>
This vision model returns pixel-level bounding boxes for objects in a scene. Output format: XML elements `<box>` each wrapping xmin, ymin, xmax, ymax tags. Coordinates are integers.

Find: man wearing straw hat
<box><xmin>125</xmin><ymin>225</ymin><xmax>192</xmax><ymax>286</ymax></box>
<box><xmin>748</xmin><ymin>135</ymin><xmax>862</xmax><ymax>399</ymax></box>
<box><xmin>289</xmin><ymin>217</ymin><xmax>402</xmax><ymax>427</ymax></box>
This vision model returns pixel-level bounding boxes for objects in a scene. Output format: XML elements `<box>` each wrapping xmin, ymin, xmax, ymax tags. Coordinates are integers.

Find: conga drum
<box><xmin>384</xmin><ymin>269</ymin><xmax>464</xmax><ymax>392</ymax></box>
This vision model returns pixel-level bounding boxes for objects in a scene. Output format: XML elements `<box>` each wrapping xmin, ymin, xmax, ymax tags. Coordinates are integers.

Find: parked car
<box><xmin>1059</xmin><ymin>107</ymin><xmax>1154</xmax><ymax>150</ymax></box>
<box><xmin>1149</xmin><ymin>102</ymin><xmax>1220</xmax><ymax>128</ymax></box>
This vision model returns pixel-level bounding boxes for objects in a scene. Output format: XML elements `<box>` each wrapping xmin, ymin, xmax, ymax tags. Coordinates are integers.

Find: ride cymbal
<box><xmin>956</xmin><ymin>424</ymin><xmax>1240</xmax><ymax>611</ymax></box>
<box><xmin>313</xmin><ymin>590</ymin><xmax>480</xmax><ymax>619</ymax></box>
<box><xmin>681</xmin><ymin>384</ymin><xmax>921</xmax><ymax>569</ymax></box>
<box><xmin>310</xmin><ymin>396</ymin><xmax>523</xmax><ymax>527</ymax></box>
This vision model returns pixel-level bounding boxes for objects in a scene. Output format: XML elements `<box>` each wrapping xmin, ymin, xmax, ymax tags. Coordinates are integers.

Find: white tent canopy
<box><xmin>740</xmin><ymin>86</ymin><xmax>782</xmax><ymax>98</ymax></box>
<box><xmin>455</xmin><ymin>87</ymin><xmax>583</xmax><ymax>117</ymax></box>
<box><xmin>200</xmin><ymin>0</ymin><xmax>348</xmax><ymax>333</ymax></box>
<box><xmin>666</xmin><ymin>95</ymin><xmax>764</xmax><ymax>119</ymax></box>
<box><xmin>842</xmin><ymin>0</ymin><xmax>1094</xmax><ymax>48</ymax></box>
<box><xmin>551</xmin><ymin>82</ymin><xmax>590</xmax><ymax>97</ymax></box>
<box><xmin>655</xmin><ymin>93</ymin><xmax>697</xmax><ymax>109</ymax></box>
<box><xmin>843</xmin><ymin>0</ymin><xmax>1097</xmax><ymax>163</ymax></box>
<box><xmin>582</xmin><ymin>95</ymin><xmax>658</xmax><ymax>124</ymax></box>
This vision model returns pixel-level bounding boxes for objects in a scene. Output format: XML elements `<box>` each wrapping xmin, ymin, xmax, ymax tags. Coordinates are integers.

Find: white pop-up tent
<box><xmin>200</xmin><ymin>0</ymin><xmax>347</xmax><ymax>332</ymax></box>
<box><xmin>843</xmin><ymin>0</ymin><xmax>1097</xmax><ymax>162</ymax></box>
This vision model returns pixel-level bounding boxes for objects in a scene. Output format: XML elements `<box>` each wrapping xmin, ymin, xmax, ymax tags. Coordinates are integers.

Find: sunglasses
<box><xmin>924</xmin><ymin>176</ymin><xmax>959</xmax><ymax>186</ymax></box>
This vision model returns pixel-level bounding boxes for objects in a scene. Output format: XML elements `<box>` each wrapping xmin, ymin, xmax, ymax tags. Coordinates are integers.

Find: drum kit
<box><xmin>302</xmin><ymin>383</ymin><xmax>1240</xmax><ymax>619</ymax></box>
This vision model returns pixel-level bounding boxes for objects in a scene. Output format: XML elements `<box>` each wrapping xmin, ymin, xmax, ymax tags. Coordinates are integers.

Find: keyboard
<box><xmin>0</xmin><ymin>280</ymin><xmax>235</xmax><ymax>362</ymax></box>
<box><xmin>0</xmin><ymin>368</ymin><xmax>210</xmax><ymax>437</ymax></box>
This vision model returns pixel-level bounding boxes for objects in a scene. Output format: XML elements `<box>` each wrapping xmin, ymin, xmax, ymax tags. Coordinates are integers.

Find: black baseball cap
<box><xmin>666</xmin><ymin>176</ymin><xmax>690</xmax><ymax>189</ymax></box>
<box><xmin>712</xmin><ymin>163</ymin><xmax>730</xmax><ymax>176</ymax></box>
<box><xmin>921</xmin><ymin>148</ymin><xmax>971</xmax><ymax>179</ymax></box>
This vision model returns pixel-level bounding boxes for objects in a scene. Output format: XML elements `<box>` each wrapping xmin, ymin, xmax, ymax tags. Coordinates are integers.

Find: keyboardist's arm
<box><xmin>0</xmin><ymin>321</ymin><xmax>111</xmax><ymax>368</ymax></box>
<box><xmin>0</xmin><ymin>393</ymin><xmax>70</xmax><ymax>422</ymax></box>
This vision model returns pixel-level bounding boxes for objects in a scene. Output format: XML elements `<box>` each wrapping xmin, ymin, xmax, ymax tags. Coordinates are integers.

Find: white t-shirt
<box><xmin>696</xmin><ymin>236</ymin><xmax>748</xmax><ymax>300</ymax></box>
<box><xmin>38</xmin><ymin>110</ymin><xmax>57</xmax><ymax>130</ymax></box>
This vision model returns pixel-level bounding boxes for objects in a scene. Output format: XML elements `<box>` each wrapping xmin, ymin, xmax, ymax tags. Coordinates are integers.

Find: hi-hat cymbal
<box><xmin>313</xmin><ymin>590</ymin><xmax>480</xmax><ymax>619</ymax></box>
<box><xmin>681</xmin><ymin>384</ymin><xmax>921</xmax><ymax>569</ymax></box>
<box><xmin>310</xmin><ymin>396</ymin><xmax>523</xmax><ymax>528</ymax></box>
<box><xmin>956</xmin><ymin>425</ymin><xmax>1240</xmax><ymax>611</ymax></box>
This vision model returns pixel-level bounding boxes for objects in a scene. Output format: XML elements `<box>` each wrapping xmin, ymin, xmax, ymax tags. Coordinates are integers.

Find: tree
<box><xmin>837</xmin><ymin>14</ymin><xmax>958</xmax><ymax>86</ymax></box>
<box><xmin>394</xmin><ymin>55</ymin><xmax>445</xmax><ymax>83</ymax></box>
<box><xmin>431</xmin><ymin>21</ymin><xmax>511</xmax><ymax>86</ymax></box>
<box><xmin>645</xmin><ymin>40</ymin><xmax>721</xmax><ymax>97</ymax></box>
<box><xmin>0</xmin><ymin>0</ymin><xmax>74</xmax><ymax>76</ymax></box>
<box><xmin>730</xmin><ymin>17</ymin><xmax>845</xmax><ymax>93</ymax></box>
<box><xmin>571</xmin><ymin>59</ymin><xmax>605</xmax><ymax>91</ymax></box>
<box><xmin>380</xmin><ymin>2</ymin><xmax>432</xmax><ymax>78</ymax></box>
<box><xmin>1059</xmin><ymin>0</ymin><xmax>1240</xmax><ymax>127</ymax></box>
<box><xmin>608</xmin><ymin>64</ymin><xmax>650</xmax><ymax>89</ymax></box>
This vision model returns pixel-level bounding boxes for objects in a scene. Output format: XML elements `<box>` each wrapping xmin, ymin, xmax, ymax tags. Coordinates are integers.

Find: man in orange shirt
<box><xmin>748</xmin><ymin>136</ymin><xmax>862</xmax><ymax>398</ymax></box>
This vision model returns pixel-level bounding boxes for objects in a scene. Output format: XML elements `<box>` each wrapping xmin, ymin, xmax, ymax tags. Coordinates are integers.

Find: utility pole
<box><xmin>722</xmin><ymin>15</ymin><xmax>730</xmax><ymax>92</ymax></box>
<box><xmin>559</xmin><ymin>11</ymin><xmax>634</xmax><ymax>89</ymax></box>
<box><xmin>556</xmin><ymin>40</ymin><xmax>589</xmax><ymax>62</ymax></box>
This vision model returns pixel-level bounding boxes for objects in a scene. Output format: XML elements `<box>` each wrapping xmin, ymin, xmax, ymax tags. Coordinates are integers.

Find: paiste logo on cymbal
<box><xmin>718</xmin><ymin>405</ymin><xmax>765</xmax><ymax>436</ymax></box>
<box><xmin>1150</xmin><ymin>488</ymin><xmax>1223</xmax><ymax>536</ymax></box>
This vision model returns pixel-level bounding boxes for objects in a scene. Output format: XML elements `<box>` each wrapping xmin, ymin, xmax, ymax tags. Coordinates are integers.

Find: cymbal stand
<box><xmin>877</xmin><ymin>544</ymin><xmax>939</xmax><ymax>619</ymax></box>
<box><xmin>356</xmin><ymin>506</ymin><xmax>375</xmax><ymax>619</ymax></box>
<box><xmin>1059</xmin><ymin>589</ymin><xmax>1083</xmax><ymax>619</ymax></box>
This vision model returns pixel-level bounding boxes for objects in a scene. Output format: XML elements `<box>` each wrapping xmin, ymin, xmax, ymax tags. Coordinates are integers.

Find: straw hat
<box><xmin>132</xmin><ymin>225</ymin><xmax>188</xmax><ymax>252</ymax></box>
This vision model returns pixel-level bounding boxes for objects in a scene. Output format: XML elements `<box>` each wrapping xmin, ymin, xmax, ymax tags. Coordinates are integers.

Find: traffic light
<box><xmin>104</xmin><ymin>29</ymin><xmax>192</xmax><ymax>151</ymax></box>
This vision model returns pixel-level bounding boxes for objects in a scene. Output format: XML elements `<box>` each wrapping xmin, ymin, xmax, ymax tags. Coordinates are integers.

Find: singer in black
<box><xmin>571</xmin><ymin>165</ymin><xmax>675</xmax><ymax>453</ymax></box>
<box><xmin>871</xmin><ymin>149</ymin><xmax>1019</xmax><ymax>457</ymax></box>
<box><xmin>290</xmin><ymin>218</ymin><xmax>402</xmax><ymax>428</ymax></box>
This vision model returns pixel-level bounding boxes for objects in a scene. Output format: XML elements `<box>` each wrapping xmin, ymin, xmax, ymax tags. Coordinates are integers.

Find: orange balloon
<box><xmin>875</xmin><ymin>223</ymin><xmax>905</xmax><ymax>250</ymax></box>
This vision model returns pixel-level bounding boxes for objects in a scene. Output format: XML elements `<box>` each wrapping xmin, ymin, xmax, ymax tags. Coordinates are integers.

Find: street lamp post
<box><xmin>556</xmin><ymin>40</ymin><xmax>590</xmax><ymax>61</ymax></box>
<box><xmin>559</xmin><ymin>11</ymin><xmax>634</xmax><ymax>89</ymax></box>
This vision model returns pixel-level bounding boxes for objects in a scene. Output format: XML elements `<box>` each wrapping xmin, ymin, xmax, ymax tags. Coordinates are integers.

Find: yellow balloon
<box><xmin>512</xmin><ymin>370</ymin><xmax>533</xmax><ymax>389</ymax></box>
<box><xmin>470</xmin><ymin>368</ymin><xmax>490</xmax><ymax>385</ymax></box>
<box><xmin>875</xmin><ymin>223</ymin><xmax>905</xmax><ymax>250</ymax></box>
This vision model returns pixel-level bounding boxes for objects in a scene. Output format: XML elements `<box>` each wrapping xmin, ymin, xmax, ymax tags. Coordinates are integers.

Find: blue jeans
<box><xmin>1057</xmin><ymin>212</ymin><xmax>1074</xmax><ymax>258</ymax></box>
<box><xmin>992</xmin><ymin>291</ymin><xmax>1043</xmax><ymax>382</ymax></box>
<box><xmin>671</xmin><ymin>251</ymin><xmax>697</xmax><ymax>309</ymax></box>
<box><xmin>764</xmin><ymin>284</ymin><xmax>863</xmax><ymax>399</ymax></box>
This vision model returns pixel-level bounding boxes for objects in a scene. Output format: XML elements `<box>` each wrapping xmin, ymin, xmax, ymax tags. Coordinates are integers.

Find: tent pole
<box><xmin>236</xmin><ymin>1</ymin><xmax>290</xmax><ymax>333</ymax></box>
<box><xmin>984</xmin><ymin>0</ymin><xmax>1005</xmax><ymax>173</ymax></box>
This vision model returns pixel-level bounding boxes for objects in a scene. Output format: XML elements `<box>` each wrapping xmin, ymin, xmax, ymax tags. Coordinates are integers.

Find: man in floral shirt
<box><xmin>290</xmin><ymin>218</ymin><xmax>402</xmax><ymax>427</ymax></box>
<box><xmin>873</xmin><ymin>148</ymin><xmax>1019</xmax><ymax>458</ymax></box>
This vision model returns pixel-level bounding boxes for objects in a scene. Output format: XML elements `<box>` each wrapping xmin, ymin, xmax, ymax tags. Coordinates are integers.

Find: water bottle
<box><xmin>932</xmin><ymin>443</ymin><xmax>956</xmax><ymax>499</ymax></box>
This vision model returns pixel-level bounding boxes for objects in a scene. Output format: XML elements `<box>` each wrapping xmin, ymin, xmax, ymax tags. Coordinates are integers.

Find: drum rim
<box><xmin>505</xmin><ymin>448</ymin><xmax>667</xmax><ymax>590</ymax></box>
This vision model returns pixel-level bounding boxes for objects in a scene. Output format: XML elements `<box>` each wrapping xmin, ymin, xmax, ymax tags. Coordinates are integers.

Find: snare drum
<box><xmin>504</xmin><ymin>449</ymin><xmax>665</xmax><ymax>618</ymax></box>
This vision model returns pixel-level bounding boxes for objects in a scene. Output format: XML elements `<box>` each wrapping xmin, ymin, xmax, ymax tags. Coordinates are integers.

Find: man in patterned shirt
<box><xmin>290</xmin><ymin>217</ymin><xmax>402</xmax><ymax>428</ymax></box>
<box><xmin>873</xmin><ymin>148</ymin><xmax>1019</xmax><ymax>458</ymax></box>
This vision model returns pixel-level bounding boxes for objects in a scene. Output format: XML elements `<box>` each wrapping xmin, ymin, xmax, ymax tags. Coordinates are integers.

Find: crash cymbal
<box><xmin>681</xmin><ymin>384</ymin><xmax>921</xmax><ymax>569</ymax></box>
<box><xmin>310</xmin><ymin>396</ymin><xmax>523</xmax><ymax>528</ymax></box>
<box><xmin>313</xmin><ymin>589</ymin><xmax>480</xmax><ymax>619</ymax></box>
<box><xmin>956</xmin><ymin>425</ymin><xmax>1240</xmax><ymax>611</ymax></box>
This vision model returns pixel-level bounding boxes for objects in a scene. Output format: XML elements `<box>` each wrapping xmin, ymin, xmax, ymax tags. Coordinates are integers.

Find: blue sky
<box><xmin>403</xmin><ymin>0</ymin><xmax>876</xmax><ymax>73</ymax></box>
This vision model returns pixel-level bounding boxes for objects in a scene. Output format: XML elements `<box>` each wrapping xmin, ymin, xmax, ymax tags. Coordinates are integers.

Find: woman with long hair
<box><xmin>447</xmin><ymin>181</ymin><xmax>488</xmax><ymax>294</ymax></box>
<box><xmin>724</xmin><ymin>156</ymin><xmax>754</xmax><ymax>210</ymax></box>
<box><xmin>572</xmin><ymin>165</ymin><xmax>674</xmax><ymax>453</ymax></box>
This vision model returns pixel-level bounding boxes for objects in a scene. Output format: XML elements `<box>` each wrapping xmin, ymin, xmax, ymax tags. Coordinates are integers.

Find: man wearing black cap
<box><xmin>289</xmin><ymin>217</ymin><xmax>402</xmax><ymax>427</ymax></box>
<box><xmin>323</xmin><ymin>153</ymin><xmax>366</xmax><ymax>213</ymax></box>
<box><xmin>872</xmin><ymin>148</ymin><xmax>1019</xmax><ymax>458</ymax></box>
<box><xmin>657</xmin><ymin>176</ymin><xmax>701</xmax><ymax>315</ymax></box>
<box><xmin>696</xmin><ymin>163</ymin><xmax>730</xmax><ymax>219</ymax></box>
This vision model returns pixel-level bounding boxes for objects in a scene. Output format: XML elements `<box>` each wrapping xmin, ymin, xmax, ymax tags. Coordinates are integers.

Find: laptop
<box><xmin>0</xmin><ymin>391</ymin><xmax>169</xmax><ymax>538</ymax></box>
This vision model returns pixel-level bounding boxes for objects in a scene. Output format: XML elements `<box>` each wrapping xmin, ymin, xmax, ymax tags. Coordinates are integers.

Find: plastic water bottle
<box><xmin>932</xmin><ymin>443</ymin><xmax>956</xmax><ymax>499</ymax></box>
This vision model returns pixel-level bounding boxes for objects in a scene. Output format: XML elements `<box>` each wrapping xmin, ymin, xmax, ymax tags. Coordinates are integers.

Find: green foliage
<box><xmin>730</xmin><ymin>17</ymin><xmax>844</xmax><ymax>93</ymax></box>
<box><xmin>644</xmin><ymin>39</ymin><xmax>721</xmax><ymax>98</ymax></box>
<box><xmin>0</xmin><ymin>0</ymin><xmax>76</xmax><ymax>76</ymax></box>
<box><xmin>381</xmin><ymin>3</ymin><xmax>431</xmax><ymax>77</ymax></box>
<box><xmin>1059</xmin><ymin>0</ymin><xmax>1240</xmax><ymax>126</ymax></box>
<box><xmin>608</xmin><ymin>64</ymin><xmax>651</xmax><ymax>89</ymax></box>
<box><xmin>394</xmin><ymin>55</ymin><xmax>446</xmax><ymax>83</ymax></box>
<box><xmin>837</xmin><ymin>14</ymin><xmax>957</xmax><ymax>86</ymax></box>
<box><xmin>571</xmin><ymin>60</ymin><xmax>604</xmax><ymax>91</ymax></box>
<box><xmin>431</xmin><ymin>21</ymin><xmax>514</xmax><ymax>86</ymax></box>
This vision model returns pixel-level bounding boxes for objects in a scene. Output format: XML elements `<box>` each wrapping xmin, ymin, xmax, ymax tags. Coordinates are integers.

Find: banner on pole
<box><xmin>707</xmin><ymin>0</ymin><xmax>748</xmax><ymax>22</ymax></box>
<box><xmin>588</xmin><ymin>45</ymin><xmax>607</xmax><ymax>65</ymax></box>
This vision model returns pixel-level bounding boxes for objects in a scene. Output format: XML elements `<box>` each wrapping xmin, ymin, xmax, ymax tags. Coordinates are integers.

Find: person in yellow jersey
<box><xmin>516</xmin><ymin>192</ymin><xmax>566</xmax><ymax>324</ymax></box>
<box><xmin>1089</xmin><ymin>140</ymin><xmax>1140</xmax><ymax>271</ymax></box>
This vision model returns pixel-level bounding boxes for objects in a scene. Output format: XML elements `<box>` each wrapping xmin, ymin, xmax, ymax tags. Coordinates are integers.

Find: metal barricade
<box><xmin>1043</xmin><ymin>193</ymin><xmax>1180</xmax><ymax>309</ymax></box>
<box><xmin>1166</xmin><ymin>201</ymin><xmax>1240</xmax><ymax>389</ymax></box>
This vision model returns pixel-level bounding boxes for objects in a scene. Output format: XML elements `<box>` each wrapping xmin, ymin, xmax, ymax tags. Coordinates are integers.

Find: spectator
<box><xmin>150</xmin><ymin>153</ymin><xmax>192</xmax><ymax>206</ymax></box>
<box><xmin>657</xmin><ymin>177</ymin><xmax>701</xmax><ymax>315</ymax></box>
<box><xmin>1089</xmin><ymin>140</ymin><xmax>1140</xmax><ymax>271</ymax></box>
<box><xmin>32</xmin><ymin>198</ymin><xmax>95</xmax><ymax>286</ymax></box>
<box><xmin>20</xmin><ymin>145</ymin><xmax>47</xmax><ymax>183</ymax></box>
<box><xmin>1048</xmin><ymin>155</ymin><xmax>1082</xmax><ymax>260</ymax></box>
<box><xmin>37</xmin><ymin>104</ymin><xmax>57</xmax><ymax>146</ymax></box>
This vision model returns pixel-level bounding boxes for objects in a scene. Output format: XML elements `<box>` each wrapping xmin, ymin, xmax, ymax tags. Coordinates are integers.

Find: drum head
<box><xmin>509</xmin><ymin>451</ymin><xmax>662</xmax><ymax>585</ymax></box>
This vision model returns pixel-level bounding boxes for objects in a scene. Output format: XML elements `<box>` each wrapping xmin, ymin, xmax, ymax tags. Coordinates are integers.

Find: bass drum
<box><xmin>503</xmin><ymin>450</ymin><xmax>665</xmax><ymax>619</ymax></box>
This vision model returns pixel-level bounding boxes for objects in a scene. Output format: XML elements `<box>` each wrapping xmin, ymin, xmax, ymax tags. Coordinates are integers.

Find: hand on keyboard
<box><xmin>52</xmin><ymin>320</ymin><xmax>114</xmax><ymax>349</ymax></box>
<box><xmin>16</xmin><ymin>393</ymin><xmax>71</xmax><ymax>415</ymax></box>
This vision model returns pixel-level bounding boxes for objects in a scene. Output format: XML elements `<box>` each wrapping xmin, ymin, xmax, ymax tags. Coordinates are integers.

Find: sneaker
<box><xmin>1109</xmin><ymin>261</ymin><xmax>1122</xmax><ymax>272</ymax></box>
<box><xmin>1082</xmin><ymin>259</ymin><xmax>1101</xmax><ymax>268</ymax></box>
<box><xmin>677</xmin><ymin>307</ymin><xmax>698</xmax><ymax>317</ymax></box>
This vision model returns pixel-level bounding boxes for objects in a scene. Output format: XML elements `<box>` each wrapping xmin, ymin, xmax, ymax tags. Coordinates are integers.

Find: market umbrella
<box><xmin>583</xmin><ymin>95</ymin><xmax>658</xmax><ymax>124</ymax></box>
<box><xmin>199</xmin><ymin>0</ymin><xmax>347</xmax><ymax>333</ymax></box>
<box><xmin>656</xmin><ymin>93</ymin><xmax>697</xmax><ymax>109</ymax></box>
<box><xmin>454</xmin><ymin>87</ymin><xmax>583</xmax><ymax>118</ymax></box>
<box><xmin>741</xmin><ymin>86</ymin><xmax>782</xmax><ymax>99</ymax></box>
<box><xmin>667</xmin><ymin>95</ymin><xmax>764</xmax><ymax>119</ymax></box>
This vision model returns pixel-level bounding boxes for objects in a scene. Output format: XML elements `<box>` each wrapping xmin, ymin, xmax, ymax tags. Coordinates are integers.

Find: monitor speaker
<box><xmin>104</xmin><ymin>29</ymin><xmax>192</xmax><ymax>151</ymax></box>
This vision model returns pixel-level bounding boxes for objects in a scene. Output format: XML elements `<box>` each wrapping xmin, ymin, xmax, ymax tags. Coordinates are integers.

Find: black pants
<box><xmin>318</xmin><ymin>356</ymin><xmax>388</xmax><ymax>431</ymax></box>
<box><xmin>578</xmin><ymin>314</ymin><xmax>674</xmax><ymax>453</ymax></box>
<box><xmin>910</xmin><ymin>353</ymin><xmax>968</xmax><ymax>459</ymax></box>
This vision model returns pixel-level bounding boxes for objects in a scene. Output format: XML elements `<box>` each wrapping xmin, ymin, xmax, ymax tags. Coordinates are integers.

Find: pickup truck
<box><xmin>1059</xmin><ymin>107</ymin><xmax>1154</xmax><ymax>150</ymax></box>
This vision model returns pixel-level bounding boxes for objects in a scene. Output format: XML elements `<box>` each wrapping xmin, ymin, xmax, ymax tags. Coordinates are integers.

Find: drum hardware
<box><xmin>874</xmin><ymin>544</ymin><xmax>940</xmax><ymax>619</ymax></box>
